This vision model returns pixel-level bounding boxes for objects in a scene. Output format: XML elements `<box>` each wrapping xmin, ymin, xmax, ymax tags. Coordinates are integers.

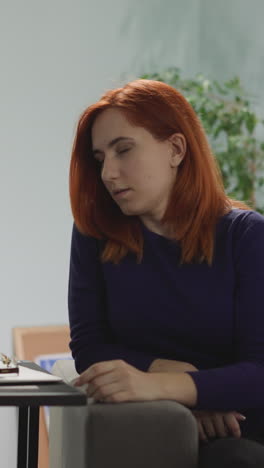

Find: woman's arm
<box><xmin>184</xmin><ymin>212</ymin><xmax>264</xmax><ymax>411</ymax></box>
<box><xmin>148</xmin><ymin>358</ymin><xmax>198</xmax><ymax>373</ymax></box>
<box><xmin>69</xmin><ymin>224</ymin><xmax>162</xmax><ymax>374</ymax></box>
<box><xmin>148</xmin><ymin>360</ymin><xmax>247</xmax><ymax>441</ymax></box>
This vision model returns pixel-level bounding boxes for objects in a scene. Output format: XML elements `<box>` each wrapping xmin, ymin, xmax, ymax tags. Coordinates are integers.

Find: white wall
<box><xmin>0</xmin><ymin>0</ymin><xmax>263</xmax><ymax>465</ymax></box>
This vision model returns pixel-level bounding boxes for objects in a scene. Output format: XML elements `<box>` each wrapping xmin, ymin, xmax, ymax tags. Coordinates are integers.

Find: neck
<box><xmin>139</xmin><ymin>218</ymin><xmax>175</xmax><ymax>239</ymax></box>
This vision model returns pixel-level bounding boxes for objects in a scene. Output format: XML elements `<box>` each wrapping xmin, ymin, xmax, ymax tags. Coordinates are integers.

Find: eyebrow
<box><xmin>92</xmin><ymin>137</ymin><xmax>134</xmax><ymax>156</ymax></box>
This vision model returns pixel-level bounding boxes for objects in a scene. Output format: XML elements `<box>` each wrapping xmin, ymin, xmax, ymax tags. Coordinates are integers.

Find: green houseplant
<box><xmin>140</xmin><ymin>67</ymin><xmax>264</xmax><ymax>213</ymax></box>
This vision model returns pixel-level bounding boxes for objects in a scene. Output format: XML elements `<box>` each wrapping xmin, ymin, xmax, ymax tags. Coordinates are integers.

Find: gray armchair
<box><xmin>49</xmin><ymin>360</ymin><xmax>199</xmax><ymax>468</ymax></box>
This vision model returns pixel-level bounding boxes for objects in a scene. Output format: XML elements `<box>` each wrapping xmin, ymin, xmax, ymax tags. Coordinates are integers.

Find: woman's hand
<box><xmin>148</xmin><ymin>358</ymin><xmax>198</xmax><ymax>373</ymax></box>
<box><xmin>192</xmin><ymin>410</ymin><xmax>246</xmax><ymax>443</ymax></box>
<box><xmin>74</xmin><ymin>359</ymin><xmax>169</xmax><ymax>403</ymax></box>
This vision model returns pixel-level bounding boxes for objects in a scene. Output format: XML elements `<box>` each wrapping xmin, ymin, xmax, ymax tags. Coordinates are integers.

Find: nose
<box><xmin>101</xmin><ymin>156</ymin><xmax>120</xmax><ymax>182</ymax></box>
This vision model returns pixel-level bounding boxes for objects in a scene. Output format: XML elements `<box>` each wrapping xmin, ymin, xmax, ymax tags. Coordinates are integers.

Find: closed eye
<box><xmin>94</xmin><ymin>147</ymin><xmax>131</xmax><ymax>166</ymax></box>
<box><xmin>118</xmin><ymin>147</ymin><xmax>130</xmax><ymax>154</ymax></box>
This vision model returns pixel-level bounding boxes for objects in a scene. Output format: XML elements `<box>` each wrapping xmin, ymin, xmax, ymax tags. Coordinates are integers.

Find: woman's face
<box><xmin>91</xmin><ymin>108</ymin><xmax>186</xmax><ymax>231</ymax></box>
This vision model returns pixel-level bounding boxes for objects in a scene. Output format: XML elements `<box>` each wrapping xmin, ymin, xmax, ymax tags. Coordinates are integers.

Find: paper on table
<box><xmin>0</xmin><ymin>365</ymin><xmax>62</xmax><ymax>384</ymax></box>
<box><xmin>0</xmin><ymin>385</ymin><xmax>40</xmax><ymax>391</ymax></box>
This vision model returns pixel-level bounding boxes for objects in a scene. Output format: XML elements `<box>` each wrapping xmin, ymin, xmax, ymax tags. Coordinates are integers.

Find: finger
<box><xmin>87</xmin><ymin>373</ymin><xmax>123</xmax><ymax>399</ymax></box>
<box><xmin>224</xmin><ymin>413</ymin><xmax>241</xmax><ymax>439</ymax></box>
<box><xmin>201</xmin><ymin>417</ymin><xmax>216</xmax><ymax>439</ymax></box>
<box><xmin>211</xmin><ymin>414</ymin><xmax>228</xmax><ymax>438</ymax></box>
<box><xmin>75</xmin><ymin>367</ymin><xmax>115</xmax><ymax>386</ymax></box>
<box><xmin>104</xmin><ymin>390</ymin><xmax>129</xmax><ymax>403</ymax></box>
<box><xmin>74</xmin><ymin>364</ymin><xmax>99</xmax><ymax>386</ymax></box>
<box><xmin>75</xmin><ymin>361</ymin><xmax>121</xmax><ymax>386</ymax></box>
<box><xmin>233</xmin><ymin>412</ymin><xmax>247</xmax><ymax>422</ymax></box>
<box><xmin>86</xmin><ymin>382</ymin><xmax>96</xmax><ymax>397</ymax></box>
<box><xmin>197</xmin><ymin>420</ymin><xmax>208</xmax><ymax>443</ymax></box>
<box><xmin>86</xmin><ymin>374</ymin><xmax>119</xmax><ymax>398</ymax></box>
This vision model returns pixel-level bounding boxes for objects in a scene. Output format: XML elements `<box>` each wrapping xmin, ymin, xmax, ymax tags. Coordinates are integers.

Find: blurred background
<box><xmin>1</xmin><ymin>0</ymin><xmax>264</xmax><ymax>465</ymax></box>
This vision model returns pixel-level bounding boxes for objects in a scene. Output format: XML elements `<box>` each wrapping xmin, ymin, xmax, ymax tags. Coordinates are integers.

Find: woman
<box><xmin>69</xmin><ymin>79</ymin><xmax>264</xmax><ymax>466</ymax></box>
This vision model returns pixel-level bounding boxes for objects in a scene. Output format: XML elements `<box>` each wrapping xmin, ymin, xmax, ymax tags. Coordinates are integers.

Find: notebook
<box><xmin>0</xmin><ymin>364</ymin><xmax>62</xmax><ymax>384</ymax></box>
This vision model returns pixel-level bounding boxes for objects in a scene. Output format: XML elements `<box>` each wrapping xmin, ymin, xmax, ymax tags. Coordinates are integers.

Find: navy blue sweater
<box><xmin>68</xmin><ymin>209</ymin><xmax>264</xmax><ymax>438</ymax></box>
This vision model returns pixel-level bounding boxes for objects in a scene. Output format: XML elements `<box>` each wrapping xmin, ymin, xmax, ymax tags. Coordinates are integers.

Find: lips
<box><xmin>112</xmin><ymin>188</ymin><xmax>132</xmax><ymax>200</ymax></box>
<box><xmin>113</xmin><ymin>188</ymin><xmax>130</xmax><ymax>195</ymax></box>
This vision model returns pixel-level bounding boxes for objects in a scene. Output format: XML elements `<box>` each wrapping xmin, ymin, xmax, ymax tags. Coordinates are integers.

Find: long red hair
<box><xmin>69</xmin><ymin>79</ymin><xmax>251</xmax><ymax>265</ymax></box>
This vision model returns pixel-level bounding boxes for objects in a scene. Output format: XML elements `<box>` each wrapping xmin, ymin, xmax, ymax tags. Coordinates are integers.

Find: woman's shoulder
<box><xmin>217</xmin><ymin>208</ymin><xmax>264</xmax><ymax>259</ymax></box>
<box><xmin>71</xmin><ymin>223</ymin><xmax>105</xmax><ymax>252</ymax></box>
<box><xmin>219</xmin><ymin>208</ymin><xmax>264</xmax><ymax>234</ymax></box>
<box><xmin>72</xmin><ymin>222</ymin><xmax>97</xmax><ymax>242</ymax></box>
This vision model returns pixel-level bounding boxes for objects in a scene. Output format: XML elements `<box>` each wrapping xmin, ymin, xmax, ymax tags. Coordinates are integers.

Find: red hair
<box><xmin>69</xmin><ymin>79</ymin><xmax>251</xmax><ymax>265</ymax></box>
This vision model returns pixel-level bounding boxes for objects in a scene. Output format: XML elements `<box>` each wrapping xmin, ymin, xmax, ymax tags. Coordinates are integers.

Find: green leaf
<box><xmin>245</xmin><ymin>112</ymin><xmax>257</xmax><ymax>134</ymax></box>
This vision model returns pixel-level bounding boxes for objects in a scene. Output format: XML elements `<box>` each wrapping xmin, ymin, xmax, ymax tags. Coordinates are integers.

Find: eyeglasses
<box><xmin>0</xmin><ymin>353</ymin><xmax>19</xmax><ymax>374</ymax></box>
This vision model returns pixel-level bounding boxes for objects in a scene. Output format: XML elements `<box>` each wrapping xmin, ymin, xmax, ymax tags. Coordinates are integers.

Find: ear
<box><xmin>168</xmin><ymin>133</ymin><xmax>186</xmax><ymax>168</ymax></box>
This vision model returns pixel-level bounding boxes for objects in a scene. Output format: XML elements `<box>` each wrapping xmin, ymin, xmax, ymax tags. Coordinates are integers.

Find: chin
<box><xmin>119</xmin><ymin>205</ymin><xmax>141</xmax><ymax>216</ymax></box>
